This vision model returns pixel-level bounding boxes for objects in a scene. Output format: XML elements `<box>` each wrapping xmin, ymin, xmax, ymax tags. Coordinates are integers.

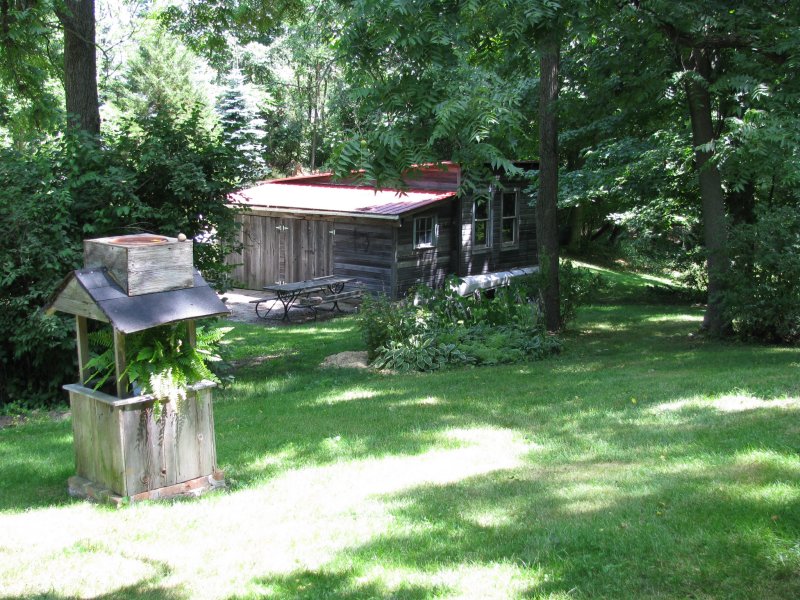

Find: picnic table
<box><xmin>250</xmin><ymin>275</ymin><xmax>361</xmax><ymax>321</ymax></box>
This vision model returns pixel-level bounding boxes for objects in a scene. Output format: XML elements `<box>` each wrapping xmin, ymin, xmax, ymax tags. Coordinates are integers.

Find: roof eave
<box><xmin>240</xmin><ymin>205</ymin><xmax>403</xmax><ymax>223</ymax></box>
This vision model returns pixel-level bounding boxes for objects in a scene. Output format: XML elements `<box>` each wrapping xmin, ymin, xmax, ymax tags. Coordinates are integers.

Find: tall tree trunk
<box><xmin>537</xmin><ymin>26</ymin><xmax>561</xmax><ymax>332</ymax></box>
<box><xmin>57</xmin><ymin>0</ymin><xmax>100</xmax><ymax>135</ymax></box>
<box><xmin>685</xmin><ymin>47</ymin><xmax>729</xmax><ymax>336</ymax></box>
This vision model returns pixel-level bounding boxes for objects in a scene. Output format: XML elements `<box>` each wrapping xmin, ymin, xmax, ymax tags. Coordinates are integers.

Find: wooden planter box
<box><xmin>64</xmin><ymin>381</ymin><xmax>224</xmax><ymax>505</ymax></box>
<box><xmin>84</xmin><ymin>235</ymin><xmax>194</xmax><ymax>296</ymax></box>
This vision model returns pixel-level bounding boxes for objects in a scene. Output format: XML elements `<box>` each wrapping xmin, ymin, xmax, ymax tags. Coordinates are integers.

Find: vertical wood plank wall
<box><xmin>227</xmin><ymin>181</ymin><xmax>537</xmax><ymax>298</ymax></box>
<box><xmin>68</xmin><ymin>385</ymin><xmax>217</xmax><ymax>497</ymax></box>
<box><xmin>228</xmin><ymin>213</ymin><xmax>334</xmax><ymax>289</ymax></box>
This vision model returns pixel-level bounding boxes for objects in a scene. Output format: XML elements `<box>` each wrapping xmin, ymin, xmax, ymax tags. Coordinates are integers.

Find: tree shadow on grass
<box><xmin>217</xmin><ymin>342</ymin><xmax>800</xmax><ymax>492</ymax></box>
<box><xmin>215</xmin><ymin>304</ymin><xmax>800</xmax><ymax>490</ymax></box>
<box><xmin>0</xmin><ymin>583</ymin><xmax>186</xmax><ymax>600</ymax></box>
<box><xmin>222</xmin><ymin>393</ymin><xmax>800</xmax><ymax>598</ymax></box>
<box><xmin>219</xmin><ymin>352</ymin><xmax>800</xmax><ymax>487</ymax></box>
<box><xmin>230</xmin><ymin>570</ymin><xmax>445</xmax><ymax>600</ymax></box>
<box><xmin>239</xmin><ymin>431</ymin><xmax>799</xmax><ymax>598</ymax></box>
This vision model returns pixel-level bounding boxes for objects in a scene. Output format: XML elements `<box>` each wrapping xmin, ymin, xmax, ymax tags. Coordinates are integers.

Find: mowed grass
<box><xmin>1</xmin><ymin>266</ymin><xmax>799</xmax><ymax>599</ymax></box>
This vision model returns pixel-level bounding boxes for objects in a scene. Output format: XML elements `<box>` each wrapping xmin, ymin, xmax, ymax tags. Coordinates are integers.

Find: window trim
<box><xmin>413</xmin><ymin>214</ymin><xmax>438</xmax><ymax>249</ymax></box>
<box><xmin>472</xmin><ymin>195</ymin><xmax>493</xmax><ymax>251</ymax></box>
<box><xmin>500</xmin><ymin>189</ymin><xmax>520</xmax><ymax>249</ymax></box>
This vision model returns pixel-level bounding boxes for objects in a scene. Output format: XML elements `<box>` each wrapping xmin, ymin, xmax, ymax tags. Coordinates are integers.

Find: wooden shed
<box><xmin>228</xmin><ymin>163</ymin><xmax>538</xmax><ymax>298</ymax></box>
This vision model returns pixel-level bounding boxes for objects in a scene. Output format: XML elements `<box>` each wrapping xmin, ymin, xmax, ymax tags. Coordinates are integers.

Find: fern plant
<box><xmin>85</xmin><ymin>322</ymin><xmax>230</xmax><ymax>412</ymax></box>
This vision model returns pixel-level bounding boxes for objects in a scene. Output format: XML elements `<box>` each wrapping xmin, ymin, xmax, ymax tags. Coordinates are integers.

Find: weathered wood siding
<box><xmin>458</xmin><ymin>187</ymin><xmax>537</xmax><ymax>276</ymax></box>
<box><xmin>84</xmin><ymin>237</ymin><xmax>194</xmax><ymax>296</ymax></box>
<box><xmin>228</xmin><ymin>213</ymin><xmax>334</xmax><ymax>289</ymax></box>
<box><xmin>66</xmin><ymin>383</ymin><xmax>218</xmax><ymax>497</ymax></box>
<box><xmin>333</xmin><ymin>223</ymin><xmax>396</xmax><ymax>296</ymax></box>
<box><xmin>395</xmin><ymin>203</ymin><xmax>457</xmax><ymax>297</ymax></box>
<box><xmin>50</xmin><ymin>278</ymin><xmax>109</xmax><ymax>322</ymax></box>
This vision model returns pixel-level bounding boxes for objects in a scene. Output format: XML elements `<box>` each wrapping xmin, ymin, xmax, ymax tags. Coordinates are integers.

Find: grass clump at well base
<box><xmin>0</xmin><ymin>263</ymin><xmax>799</xmax><ymax>599</ymax></box>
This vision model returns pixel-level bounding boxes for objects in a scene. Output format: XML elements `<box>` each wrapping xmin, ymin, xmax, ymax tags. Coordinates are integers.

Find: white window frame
<box><xmin>413</xmin><ymin>215</ymin><xmax>438</xmax><ymax>249</ymax></box>
<box><xmin>472</xmin><ymin>195</ymin><xmax>493</xmax><ymax>250</ymax></box>
<box><xmin>500</xmin><ymin>189</ymin><xmax>519</xmax><ymax>248</ymax></box>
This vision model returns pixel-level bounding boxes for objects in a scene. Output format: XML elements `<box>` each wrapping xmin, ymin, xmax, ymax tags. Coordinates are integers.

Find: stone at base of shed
<box><xmin>68</xmin><ymin>470</ymin><xmax>225</xmax><ymax>507</ymax></box>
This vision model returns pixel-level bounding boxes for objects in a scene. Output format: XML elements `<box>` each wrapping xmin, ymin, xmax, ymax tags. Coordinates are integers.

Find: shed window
<box><xmin>501</xmin><ymin>190</ymin><xmax>519</xmax><ymax>246</ymax></box>
<box><xmin>414</xmin><ymin>215</ymin><xmax>437</xmax><ymax>249</ymax></box>
<box><xmin>473</xmin><ymin>196</ymin><xmax>492</xmax><ymax>249</ymax></box>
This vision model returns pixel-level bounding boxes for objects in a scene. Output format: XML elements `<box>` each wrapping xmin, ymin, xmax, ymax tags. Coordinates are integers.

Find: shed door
<box><xmin>229</xmin><ymin>215</ymin><xmax>334</xmax><ymax>289</ymax></box>
<box><xmin>281</xmin><ymin>219</ymin><xmax>335</xmax><ymax>283</ymax></box>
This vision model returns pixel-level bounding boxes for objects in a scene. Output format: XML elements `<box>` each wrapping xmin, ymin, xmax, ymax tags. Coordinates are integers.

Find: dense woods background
<box><xmin>1</xmin><ymin>0</ymin><xmax>799</xmax><ymax>407</ymax></box>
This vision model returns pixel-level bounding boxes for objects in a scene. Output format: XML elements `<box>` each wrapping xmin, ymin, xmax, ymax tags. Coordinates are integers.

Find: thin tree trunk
<box><xmin>537</xmin><ymin>26</ymin><xmax>561</xmax><ymax>332</ymax></box>
<box><xmin>310</xmin><ymin>62</ymin><xmax>321</xmax><ymax>172</ymax></box>
<box><xmin>567</xmin><ymin>205</ymin><xmax>584</xmax><ymax>253</ymax></box>
<box><xmin>57</xmin><ymin>0</ymin><xmax>100</xmax><ymax>135</ymax></box>
<box><xmin>685</xmin><ymin>47</ymin><xmax>729</xmax><ymax>336</ymax></box>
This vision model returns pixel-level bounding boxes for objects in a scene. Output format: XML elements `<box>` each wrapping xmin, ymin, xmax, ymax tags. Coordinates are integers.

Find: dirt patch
<box><xmin>320</xmin><ymin>351</ymin><xmax>370</xmax><ymax>369</ymax></box>
<box><xmin>228</xmin><ymin>353</ymin><xmax>294</xmax><ymax>369</ymax></box>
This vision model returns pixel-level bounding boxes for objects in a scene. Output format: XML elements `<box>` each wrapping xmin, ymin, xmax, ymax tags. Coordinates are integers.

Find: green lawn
<box><xmin>1</xmin><ymin>267</ymin><xmax>799</xmax><ymax>599</ymax></box>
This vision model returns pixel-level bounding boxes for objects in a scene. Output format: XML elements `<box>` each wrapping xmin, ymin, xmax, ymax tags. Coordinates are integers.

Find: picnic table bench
<box><xmin>249</xmin><ymin>275</ymin><xmax>362</xmax><ymax>321</ymax></box>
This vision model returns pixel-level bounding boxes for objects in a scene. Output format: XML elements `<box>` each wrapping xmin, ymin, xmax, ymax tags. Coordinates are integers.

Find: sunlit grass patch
<box><xmin>644</xmin><ymin>313</ymin><xmax>704</xmax><ymax>323</ymax></box>
<box><xmin>651</xmin><ymin>392</ymin><xmax>800</xmax><ymax>414</ymax></box>
<box><xmin>392</xmin><ymin>395</ymin><xmax>444</xmax><ymax>407</ymax></box>
<box><xmin>313</xmin><ymin>387</ymin><xmax>381</xmax><ymax>405</ymax></box>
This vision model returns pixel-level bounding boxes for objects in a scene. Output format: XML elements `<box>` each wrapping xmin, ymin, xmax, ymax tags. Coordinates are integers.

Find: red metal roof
<box><xmin>231</xmin><ymin>180</ymin><xmax>457</xmax><ymax>219</ymax></box>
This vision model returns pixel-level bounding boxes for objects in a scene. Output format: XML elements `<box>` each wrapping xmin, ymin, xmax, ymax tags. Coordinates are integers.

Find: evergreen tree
<box><xmin>109</xmin><ymin>26</ymin><xmax>210</xmax><ymax>123</ymax></box>
<box><xmin>216</xmin><ymin>68</ymin><xmax>270</xmax><ymax>183</ymax></box>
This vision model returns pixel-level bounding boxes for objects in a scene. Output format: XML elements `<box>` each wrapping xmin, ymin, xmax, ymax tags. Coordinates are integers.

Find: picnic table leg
<box><xmin>255</xmin><ymin>299</ymin><xmax>276</xmax><ymax>319</ymax></box>
<box><xmin>277</xmin><ymin>291</ymin><xmax>294</xmax><ymax>321</ymax></box>
<box><xmin>326</xmin><ymin>283</ymin><xmax>346</xmax><ymax>313</ymax></box>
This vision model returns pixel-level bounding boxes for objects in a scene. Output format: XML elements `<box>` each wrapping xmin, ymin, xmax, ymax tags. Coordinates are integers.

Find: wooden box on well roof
<box><xmin>84</xmin><ymin>234</ymin><xmax>194</xmax><ymax>296</ymax></box>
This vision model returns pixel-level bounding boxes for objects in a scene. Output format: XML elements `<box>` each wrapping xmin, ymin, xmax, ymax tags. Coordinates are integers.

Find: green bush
<box><xmin>374</xmin><ymin>337</ymin><xmax>471</xmax><ymax>372</ymax></box>
<box><xmin>0</xmin><ymin>110</ymin><xmax>241</xmax><ymax>408</ymax></box>
<box><xmin>518</xmin><ymin>261</ymin><xmax>603</xmax><ymax>328</ymax></box>
<box><xmin>722</xmin><ymin>206</ymin><xmax>800</xmax><ymax>343</ymax></box>
<box><xmin>556</xmin><ymin>261</ymin><xmax>604</xmax><ymax>326</ymax></box>
<box><xmin>359</xmin><ymin>279</ymin><xmax>561</xmax><ymax>372</ymax></box>
<box><xmin>0</xmin><ymin>134</ymin><xmax>111</xmax><ymax>407</ymax></box>
<box><xmin>359</xmin><ymin>293</ymin><xmax>424</xmax><ymax>362</ymax></box>
<box><xmin>109</xmin><ymin>106</ymin><xmax>242</xmax><ymax>288</ymax></box>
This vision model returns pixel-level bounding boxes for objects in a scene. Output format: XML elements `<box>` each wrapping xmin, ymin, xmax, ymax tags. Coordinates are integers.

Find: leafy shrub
<box><xmin>359</xmin><ymin>279</ymin><xmax>561</xmax><ymax>372</ymax></box>
<box><xmin>0</xmin><ymin>134</ymin><xmax>107</xmax><ymax>407</ymax></box>
<box><xmin>0</xmin><ymin>109</ymin><xmax>241</xmax><ymax>408</ymax></box>
<box><xmin>721</xmin><ymin>206</ymin><xmax>800</xmax><ymax>343</ymax></box>
<box><xmin>516</xmin><ymin>260</ymin><xmax>603</xmax><ymax>328</ymax></box>
<box><xmin>556</xmin><ymin>261</ymin><xmax>603</xmax><ymax>326</ymax></box>
<box><xmin>374</xmin><ymin>337</ymin><xmax>471</xmax><ymax>372</ymax></box>
<box><xmin>109</xmin><ymin>106</ymin><xmax>242</xmax><ymax>288</ymax></box>
<box><xmin>359</xmin><ymin>293</ymin><xmax>425</xmax><ymax>362</ymax></box>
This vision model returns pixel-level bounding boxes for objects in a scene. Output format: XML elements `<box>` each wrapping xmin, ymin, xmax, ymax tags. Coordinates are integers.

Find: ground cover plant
<box><xmin>359</xmin><ymin>263</ymin><xmax>601</xmax><ymax>373</ymax></box>
<box><xmin>360</xmin><ymin>278</ymin><xmax>562</xmax><ymax>372</ymax></box>
<box><xmin>1</xmin><ymin>264</ymin><xmax>799</xmax><ymax>599</ymax></box>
